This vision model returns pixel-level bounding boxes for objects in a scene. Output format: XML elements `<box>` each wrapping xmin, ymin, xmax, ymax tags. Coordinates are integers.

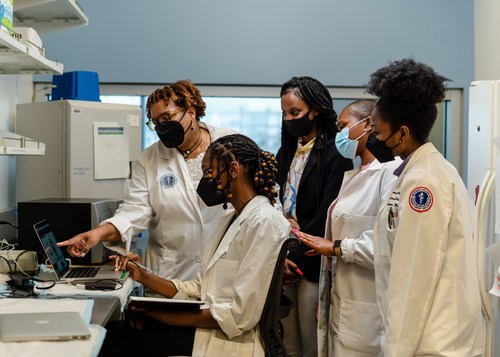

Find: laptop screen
<box><xmin>33</xmin><ymin>219</ymin><xmax>70</xmax><ymax>279</ymax></box>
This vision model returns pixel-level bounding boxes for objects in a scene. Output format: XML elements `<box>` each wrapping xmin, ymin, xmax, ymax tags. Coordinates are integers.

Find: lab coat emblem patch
<box><xmin>160</xmin><ymin>173</ymin><xmax>177</xmax><ymax>189</ymax></box>
<box><xmin>409</xmin><ymin>186</ymin><xmax>433</xmax><ymax>212</ymax></box>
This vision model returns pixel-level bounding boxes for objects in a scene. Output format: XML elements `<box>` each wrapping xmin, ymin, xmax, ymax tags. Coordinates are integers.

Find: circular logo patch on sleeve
<box><xmin>409</xmin><ymin>186</ymin><xmax>433</xmax><ymax>212</ymax></box>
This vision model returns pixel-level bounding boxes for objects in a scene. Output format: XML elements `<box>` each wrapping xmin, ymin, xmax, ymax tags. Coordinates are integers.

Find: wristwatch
<box><xmin>333</xmin><ymin>240</ymin><xmax>342</xmax><ymax>257</ymax></box>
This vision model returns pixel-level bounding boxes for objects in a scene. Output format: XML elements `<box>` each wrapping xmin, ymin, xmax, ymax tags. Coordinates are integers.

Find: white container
<box><xmin>12</xmin><ymin>27</ymin><xmax>45</xmax><ymax>56</ymax></box>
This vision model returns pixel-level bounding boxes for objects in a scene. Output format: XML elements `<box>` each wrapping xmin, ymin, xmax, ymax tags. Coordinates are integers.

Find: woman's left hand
<box><xmin>299</xmin><ymin>232</ymin><xmax>333</xmax><ymax>256</ymax></box>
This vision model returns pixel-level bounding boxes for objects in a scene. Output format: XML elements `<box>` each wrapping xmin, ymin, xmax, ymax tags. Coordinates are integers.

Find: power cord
<box><xmin>0</xmin><ymin>220</ymin><xmax>18</xmax><ymax>229</ymax></box>
<box><xmin>0</xmin><ymin>254</ymin><xmax>12</xmax><ymax>272</ymax></box>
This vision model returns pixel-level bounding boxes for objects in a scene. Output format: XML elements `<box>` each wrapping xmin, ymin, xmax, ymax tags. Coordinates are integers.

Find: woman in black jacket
<box><xmin>277</xmin><ymin>76</ymin><xmax>352</xmax><ymax>357</ymax></box>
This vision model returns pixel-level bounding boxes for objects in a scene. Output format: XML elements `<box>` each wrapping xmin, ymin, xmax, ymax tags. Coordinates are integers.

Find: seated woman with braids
<box><xmin>103</xmin><ymin>134</ymin><xmax>291</xmax><ymax>357</ymax></box>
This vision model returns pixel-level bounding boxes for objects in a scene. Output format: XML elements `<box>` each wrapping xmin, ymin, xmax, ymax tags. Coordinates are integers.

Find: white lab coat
<box><xmin>104</xmin><ymin>123</ymin><xmax>236</xmax><ymax>282</ymax></box>
<box><xmin>171</xmin><ymin>195</ymin><xmax>291</xmax><ymax>357</ymax></box>
<box><xmin>318</xmin><ymin>159</ymin><xmax>400</xmax><ymax>357</ymax></box>
<box><xmin>373</xmin><ymin>142</ymin><xmax>483</xmax><ymax>357</ymax></box>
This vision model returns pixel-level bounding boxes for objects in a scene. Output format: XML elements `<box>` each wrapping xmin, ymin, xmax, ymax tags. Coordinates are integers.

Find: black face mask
<box><xmin>365</xmin><ymin>130</ymin><xmax>401</xmax><ymax>163</ymax></box>
<box><xmin>283</xmin><ymin>111</ymin><xmax>315</xmax><ymax>138</ymax></box>
<box><xmin>197</xmin><ymin>177</ymin><xmax>226</xmax><ymax>207</ymax></box>
<box><xmin>155</xmin><ymin>111</ymin><xmax>190</xmax><ymax>148</ymax></box>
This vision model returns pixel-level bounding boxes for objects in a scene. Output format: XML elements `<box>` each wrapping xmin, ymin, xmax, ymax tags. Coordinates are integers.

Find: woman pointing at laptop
<box><xmin>58</xmin><ymin>80</ymin><xmax>236</xmax><ymax>287</ymax></box>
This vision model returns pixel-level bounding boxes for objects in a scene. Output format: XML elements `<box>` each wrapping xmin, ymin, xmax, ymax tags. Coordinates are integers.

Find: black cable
<box><xmin>3</xmin><ymin>249</ymin><xmax>39</xmax><ymax>277</ymax></box>
<box><xmin>14</xmin><ymin>249</ymin><xmax>32</xmax><ymax>265</ymax></box>
<box><xmin>7</xmin><ymin>270</ymin><xmax>56</xmax><ymax>291</ymax></box>
<box><xmin>0</xmin><ymin>220</ymin><xmax>18</xmax><ymax>229</ymax></box>
<box><xmin>31</xmin><ymin>277</ymin><xmax>56</xmax><ymax>290</ymax></box>
<box><xmin>0</xmin><ymin>254</ymin><xmax>12</xmax><ymax>273</ymax></box>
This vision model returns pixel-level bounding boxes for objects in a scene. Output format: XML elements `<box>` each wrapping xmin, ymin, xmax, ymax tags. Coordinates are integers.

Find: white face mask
<box><xmin>334</xmin><ymin>117</ymin><xmax>370</xmax><ymax>160</ymax></box>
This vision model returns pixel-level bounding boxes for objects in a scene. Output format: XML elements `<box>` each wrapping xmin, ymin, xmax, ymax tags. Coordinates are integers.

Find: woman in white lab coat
<box><xmin>365</xmin><ymin>58</ymin><xmax>483</xmax><ymax>357</ymax></box>
<box><xmin>58</xmin><ymin>80</ymin><xmax>236</xmax><ymax>284</ymax></box>
<box><xmin>298</xmin><ymin>100</ymin><xmax>401</xmax><ymax>357</ymax></box>
<box><xmin>104</xmin><ymin>134</ymin><xmax>290</xmax><ymax>357</ymax></box>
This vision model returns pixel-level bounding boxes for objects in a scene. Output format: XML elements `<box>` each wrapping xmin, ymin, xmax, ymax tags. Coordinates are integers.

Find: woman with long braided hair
<box><xmin>102</xmin><ymin>134</ymin><xmax>290</xmax><ymax>356</ymax></box>
<box><xmin>277</xmin><ymin>76</ymin><xmax>352</xmax><ymax>356</ymax></box>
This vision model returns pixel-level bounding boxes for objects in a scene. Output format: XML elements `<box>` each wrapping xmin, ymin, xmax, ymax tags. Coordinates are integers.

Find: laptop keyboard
<box><xmin>66</xmin><ymin>267</ymin><xmax>100</xmax><ymax>279</ymax></box>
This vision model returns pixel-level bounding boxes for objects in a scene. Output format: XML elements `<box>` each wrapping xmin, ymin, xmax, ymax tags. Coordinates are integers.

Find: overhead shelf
<box><xmin>0</xmin><ymin>129</ymin><xmax>46</xmax><ymax>156</ymax></box>
<box><xmin>0</xmin><ymin>30</ymin><xmax>63</xmax><ymax>74</ymax></box>
<box><xmin>13</xmin><ymin>0</ymin><xmax>88</xmax><ymax>34</ymax></box>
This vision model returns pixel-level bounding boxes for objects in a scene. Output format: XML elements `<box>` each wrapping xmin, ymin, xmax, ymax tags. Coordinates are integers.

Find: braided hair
<box><xmin>206</xmin><ymin>134</ymin><xmax>279</xmax><ymax>209</ymax></box>
<box><xmin>146</xmin><ymin>79</ymin><xmax>207</xmax><ymax>120</ymax></box>
<box><xmin>277</xmin><ymin>76</ymin><xmax>338</xmax><ymax>198</ymax></box>
<box><xmin>365</xmin><ymin>58</ymin><xmax>449</xmax><ymax>143</ymax></box>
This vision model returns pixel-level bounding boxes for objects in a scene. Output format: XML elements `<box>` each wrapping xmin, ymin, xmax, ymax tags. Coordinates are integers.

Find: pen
<box><xmin>127</xmin><ymin>259</ymin><xmax>153</xmax><ymax>274</ymax></box>
<box><xmin>110</xmin><ymin>249</ymin><xmax>153</xmax><ymax>274</ymax></box>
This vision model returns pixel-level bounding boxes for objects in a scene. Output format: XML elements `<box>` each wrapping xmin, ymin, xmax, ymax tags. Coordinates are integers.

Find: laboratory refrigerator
<box><xmin>16</xmin><ymin>100</ymin><xmax>143</xmax><ymax>203</ymax></box>
<box><xmin>467</xmin><ymin>80</ymin><xmax>500</xmax><ymax>357</ymax></box>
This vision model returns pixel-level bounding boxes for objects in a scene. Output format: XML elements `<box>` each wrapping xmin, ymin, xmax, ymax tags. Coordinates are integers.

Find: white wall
<box><xmin>41</xmin><ymin>0</ymin><xmax>475</xmax><ymax>88</ymax></box>
<box><xmin>0</xmin><ymin>75</ymin><xmax>33</xmax><ymax>211</ymax></box>
<box><xmin>475</xmin><ymin>0</ymin><xmax>500</xmax><ymax>80</ymax></box>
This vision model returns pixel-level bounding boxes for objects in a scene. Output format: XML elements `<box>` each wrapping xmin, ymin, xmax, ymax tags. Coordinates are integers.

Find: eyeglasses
<box><xmin>146</xmin><ymin>107</ymin><xmax>185</xmax><ymax>131</ymax></box>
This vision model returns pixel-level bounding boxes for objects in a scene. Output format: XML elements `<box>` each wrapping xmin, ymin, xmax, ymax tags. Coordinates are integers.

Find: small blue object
<box><xmin>51</xmin><ymin>71</ymin><xmax>101</xmax><ymax>101</ymax></box>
